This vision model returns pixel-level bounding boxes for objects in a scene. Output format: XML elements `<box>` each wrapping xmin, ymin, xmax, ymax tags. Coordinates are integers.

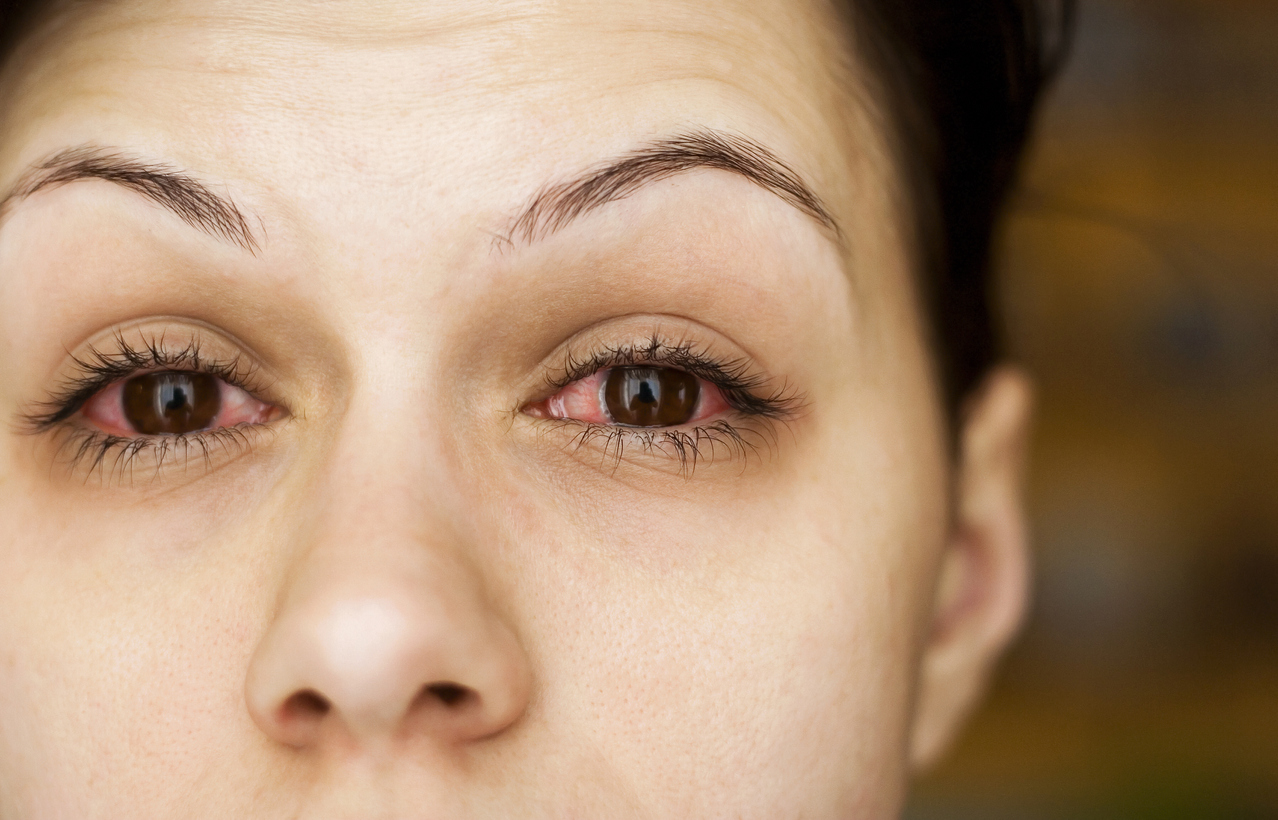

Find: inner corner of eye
<box><xmin>523</xmin><ymin>387</ymin><xmax>572</xmax><ymax>419</ymax></box>
<box><xmin>521</xmin><ymin>398</ymin><xmax>551</xmax><ymax>419</ymax></box>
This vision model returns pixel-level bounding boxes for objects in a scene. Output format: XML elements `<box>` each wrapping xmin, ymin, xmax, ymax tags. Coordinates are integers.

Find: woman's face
<box><xmin>0</xmin><ymin>1</ymin><xmax>1030</xmax><ymax>817</ymax></box>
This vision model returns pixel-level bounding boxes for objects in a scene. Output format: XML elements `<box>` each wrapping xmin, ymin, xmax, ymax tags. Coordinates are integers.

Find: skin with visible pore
<box><xmin>0</xmin><ymin>1</ymin><xmax>1033</xmax><ymax>818</ymax></box>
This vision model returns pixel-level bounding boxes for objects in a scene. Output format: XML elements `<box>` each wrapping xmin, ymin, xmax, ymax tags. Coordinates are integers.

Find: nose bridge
<box><xmin>245</xmin><ymin>395</ymin><xmax>530</xmax><ymax>749</ymax></box>
<box><xmin>298</xmin><ymin>392</ymin><xmax>463</xmax><ymax>598</ymax></box>
<box><xmin>327</xmin><ymin>375</ymin><xmax>451</xmax><ymax>512</ymax></box>
<box><xmin>304</xmin><ymin>371</ymin><xmax>472</xmax><ymax>577</ymax></box>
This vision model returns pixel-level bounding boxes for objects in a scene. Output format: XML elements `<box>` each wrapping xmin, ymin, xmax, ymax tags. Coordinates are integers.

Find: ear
<box><xmin>908</xmin><ymin>366</ymin><xmax>1034</xmax><ymax>772</ymax></box>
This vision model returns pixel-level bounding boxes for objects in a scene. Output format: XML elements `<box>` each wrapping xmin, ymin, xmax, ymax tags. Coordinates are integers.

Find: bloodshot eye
<box><xmin>81</xmin><ymin>371</ymin><xmax>278</xmax><ymax>437</ymax></box>
<box><xmin>529</xmin><ymin>366</ymin><xmax>729</xmax><ymax>428</ymax></box>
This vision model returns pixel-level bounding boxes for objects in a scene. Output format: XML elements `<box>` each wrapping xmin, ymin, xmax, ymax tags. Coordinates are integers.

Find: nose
<box><xmin>245</xmin><ymin>533</ymin><xmax>531</xmax><ymax>749</ymax></box>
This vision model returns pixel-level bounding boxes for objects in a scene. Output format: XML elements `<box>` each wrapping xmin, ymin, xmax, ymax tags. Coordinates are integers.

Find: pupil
<box><xmin>122</xmin><ymin>372</ymin><xmax>222</xmax><ymax>435</ymax></box>
<box><xmin>603</xmin><ymin>367</ymin><xmax>699</xmax><ymax>427</ymax></box>
<box><xmin>164</xmin><ymin>386</ymin><xmax>189</xmax><ymax>413</ymax></box>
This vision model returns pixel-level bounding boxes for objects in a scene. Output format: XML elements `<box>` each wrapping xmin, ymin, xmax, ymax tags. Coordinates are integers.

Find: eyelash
<box><xmin>536</xmin><ymin>335</ymin><xmax>804</xmax><ymax>473</ymax></box>
<box><xmin>22</xmin><ymin>333</ymin><xmax>276</xmax><ymax>482</ymax></box>
<box><xmin>23</xmin><ymin>332</ymin><xmax>802</xmax><ymax>482</ymax></box>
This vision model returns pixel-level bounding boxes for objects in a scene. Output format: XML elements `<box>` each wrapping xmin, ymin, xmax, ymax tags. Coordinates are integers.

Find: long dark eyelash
<box><xmin>21</xmin><ymin>330</ymin><xmax>264</xmax><ymax>431</ymax></box>
<box><xmin>19</xmin><ymin>331</ymin><xmax>274</xmax><ymax>483</ymax></box>
<box><xmin>548</xmin><ymin>334</ymin><xmax>805</xmax><ymax>421</ymax></box>
<box><xmin>50</xmin><ymin>424</ymin><xmax>269</xmax><ymax>485</ymax></box>
<box><xmin>553</xmin><ymin>419</ymin><xmax>766</xmax><ymax>477</ymax></box>
<box><xmin>539</xmin><ymin>335</ymin><xmax>805</xmax><ymax>475</ymax></box>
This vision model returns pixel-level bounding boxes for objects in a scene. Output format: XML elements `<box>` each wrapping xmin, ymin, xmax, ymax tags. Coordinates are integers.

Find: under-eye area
<box><xmin>38</xmin><ymin>423</ymin><xmax>278</xmax><ymax>486</ymax></box>
<box><xmin>521</xmin><ymin>331</ymin><xmax>806</xmax><ymax>476</ymax></box>
<box><xmin>19</xmin><ymin>326</ymin><xmax>286</xmax><ymax>484</ymax></box>
<box><xmin>532</xmin><ymin>417</ymin><xmax>777</xmax><ymax>477</ymax></box>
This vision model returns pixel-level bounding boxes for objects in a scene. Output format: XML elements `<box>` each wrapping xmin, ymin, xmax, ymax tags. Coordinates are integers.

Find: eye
<box><xmin>530</xmin><ymin>366</ymin><xmax>729</xmax><ymax>428</ymax></box>
<box><xmin>81</xmin><ymin>371</ymin><xmax>278</xmax><ymax>437</ymax></box>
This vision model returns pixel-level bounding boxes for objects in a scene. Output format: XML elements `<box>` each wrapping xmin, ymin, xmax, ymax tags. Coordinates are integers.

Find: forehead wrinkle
<box><xmin>64</xmin><ymin>0</ymin><xmax>554</xmax><ymax>47</ymax></box>
<box><xmin>81</xmin><ymin>0</ymin><xmax>839</xmax><ymax>89</ymax></box>
<box><xmin>11</xmin><ymin>0</ymin><xmax>853</xmax><ymax>136</ymax></box>
<box><xmin>4</xmin><ymin>0</ymin><xmax>879</xmax><ymax>270</ymax></box>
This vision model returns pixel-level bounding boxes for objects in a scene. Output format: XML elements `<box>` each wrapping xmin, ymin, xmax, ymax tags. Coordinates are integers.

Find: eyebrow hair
<box><xmin>0</xmin><ymin>146</ymin><xmax>260</xmax><ymax>252</ymax></box>
<box><xmin>504</xmin><ymin>129</ymin><xmax>840</xmax><ymax>248</ymax></box>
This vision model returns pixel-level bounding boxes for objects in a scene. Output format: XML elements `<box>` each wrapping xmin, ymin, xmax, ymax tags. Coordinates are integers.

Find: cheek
<box><xmin>521</xmin><ymin>460</ymin><xmax>935</xmax><ymax>815</ymax></box>
<box><xmin>0</xmin><ymin>488</ymin><xmax>264</xmax><ymax>813</ymax></box>
<box><xmin>504</xmin><ymin>309</ymin><xmax>950</xmax><ymax>811</ymax></box>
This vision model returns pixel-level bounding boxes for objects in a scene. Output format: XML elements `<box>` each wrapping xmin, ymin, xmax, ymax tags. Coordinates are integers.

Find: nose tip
<box><xmin>246</xmin><ymin>592</ymin><xmax>531</xmax><ymax>749</ymax></box>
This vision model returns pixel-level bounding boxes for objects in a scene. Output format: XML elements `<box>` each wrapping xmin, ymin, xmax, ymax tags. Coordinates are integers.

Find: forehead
<box><xmin>0</xmin><ymin>0</ymin><xmax>871</xmax><ymax>216</ymax></box>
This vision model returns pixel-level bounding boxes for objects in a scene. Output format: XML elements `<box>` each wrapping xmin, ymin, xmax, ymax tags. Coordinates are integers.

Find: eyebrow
<box><xmin>504</xmin><ymin>129</ymin><xmax>841</xmax><ymax>248</ymax></box>
<box><xmin>0</xmin><ymin>146</ymin><xmax>260</xmax><ymax>252</ymax></box>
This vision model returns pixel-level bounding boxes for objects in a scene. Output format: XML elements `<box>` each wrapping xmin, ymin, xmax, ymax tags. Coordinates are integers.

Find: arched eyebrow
<box><xmin>0</xmin><ymin>145</ymin><xmax>261</xmax><ymax>253</ymax></box>
<box><xmin>502</xmin><ymin>129</ymin><xmax>842</xmax><ymax>248</ymax></box>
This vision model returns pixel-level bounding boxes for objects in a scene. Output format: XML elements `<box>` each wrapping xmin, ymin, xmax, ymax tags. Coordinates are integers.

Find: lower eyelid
<box><xmin>533</xmin><ymin>417</ymin><xmax>772</xmax><ymax>478</ymax></box>
<box><xmin>46</xmin><ymin>422</ymin><xmax>274</xmax><ymax>487</ymax></box>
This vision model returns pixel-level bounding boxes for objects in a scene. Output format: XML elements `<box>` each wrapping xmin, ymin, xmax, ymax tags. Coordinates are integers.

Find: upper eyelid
<box><xmin>549</xmin><ymin>337</ymin><xmax>760</xmax><ymax>389</ymax></box>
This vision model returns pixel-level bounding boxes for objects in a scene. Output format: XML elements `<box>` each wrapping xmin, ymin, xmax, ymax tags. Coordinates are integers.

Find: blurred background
<box><xmin>907</xmin><ymin>0</ymin><xmax>1278</xmax><ymax>817</ymax></box>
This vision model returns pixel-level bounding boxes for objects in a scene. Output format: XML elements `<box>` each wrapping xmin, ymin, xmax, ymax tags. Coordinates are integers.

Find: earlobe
<box><xmin>908</xmin><ymin>366</ymin><xmax>1034</xmax><ymax>772</ymax></box>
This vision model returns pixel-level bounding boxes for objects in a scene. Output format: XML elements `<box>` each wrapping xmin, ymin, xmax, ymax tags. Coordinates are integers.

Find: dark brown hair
<box><xmin>843</xmin><ymin>0</ymin><xmax>1074</xmax><ymax>409</ymax></box>
<box><xmin>0</xmin><ymin>0</ymin><xmax>1072</xmax><ymax>411</ymax></box>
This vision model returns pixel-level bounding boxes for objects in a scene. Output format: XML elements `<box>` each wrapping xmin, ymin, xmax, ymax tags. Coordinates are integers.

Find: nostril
<box><xmin>282</xmin><ymin>689</ymin><xmax>331</xmax><ymax>720</ymax></box>
<box><xmin>424</xmin><ymin>682</ymin><xmax>470</xmax><ymax>708</ymax></box>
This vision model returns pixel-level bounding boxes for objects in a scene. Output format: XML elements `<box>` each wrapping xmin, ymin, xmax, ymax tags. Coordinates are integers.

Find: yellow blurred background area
<box><xmin>909</xmin><ymin>0</ymin><xmax>1278</xmax><ymax>817</ymax></box>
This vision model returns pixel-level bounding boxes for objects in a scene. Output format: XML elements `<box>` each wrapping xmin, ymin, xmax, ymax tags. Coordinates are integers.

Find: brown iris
<box><xmin>603</xmin><ymin>367</ymin><xmax>700</xmax><ymax>427</ymax></box>
<box><xmin>122</xmin><ymin>372</ymin><xmax>222</xmax><ymax>435</ymax></box>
